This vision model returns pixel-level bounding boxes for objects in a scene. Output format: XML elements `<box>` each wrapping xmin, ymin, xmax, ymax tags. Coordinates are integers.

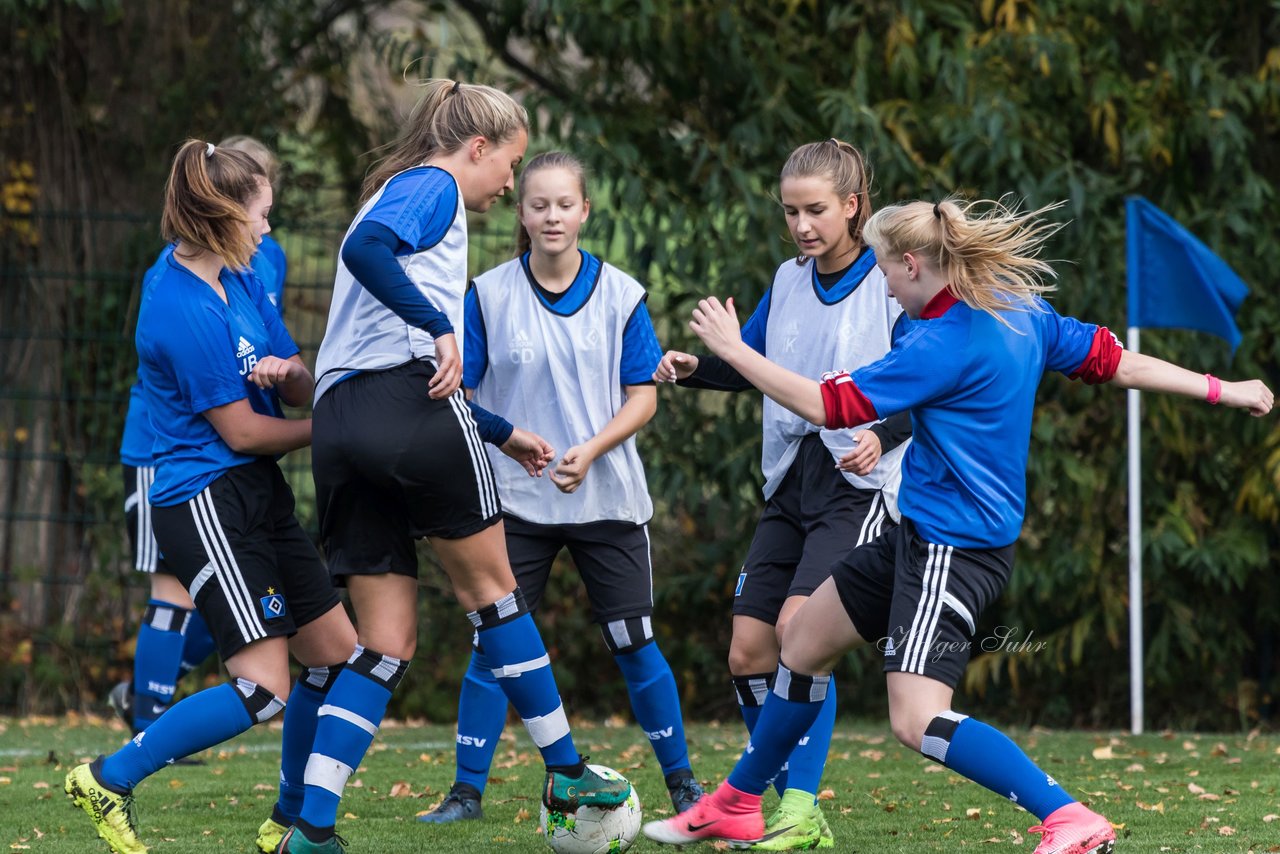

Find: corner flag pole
<box><xmin>1127</xmin><ymin>326</ymin><xmax>1143</xmax><ymax>736</ymax></box>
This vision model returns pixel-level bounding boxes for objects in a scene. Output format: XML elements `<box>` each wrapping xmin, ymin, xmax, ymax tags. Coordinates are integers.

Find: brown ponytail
<box><xmin>161</xmin><ymin>139</ymin><xmax>266</xmax><ymax>271</ymax></box>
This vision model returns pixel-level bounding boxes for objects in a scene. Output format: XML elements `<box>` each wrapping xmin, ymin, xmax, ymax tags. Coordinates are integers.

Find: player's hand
<box><xmin>1220</xmin><ymin>379</ymin><xmax>1274</xmax><ymax>417</ymax></box>
<box><xmin>248</xmin><ymin>355</ymin><xmax>303</xmax><ymax>390</ymax></box>
<box><xmin>500</xmin><ymin>428</ymin><xmax>556</xmax><ymax>477</ymax></box>
<box><xmin>429</xmin><ymin>333</ymin><xmax>462</xmax><ymax>399</ymax></box>
<box><xmin>689</xmin><ymin>297</ymin><xmax>743</xmax><ymax>358</ymax></box>
<box><xmin>837</xmin><ymin>429</ymin><xmax>882</xmax><ymax>475</ymax></box>
<box><xmin>654</xmin><ymin>350</ymin><xmax>699</xmax><ymax>383</ymax></box>
<box><xmin>551</xmin><ymin>444</ymin><xmax>594</xmax><ymax>494</ymax></box>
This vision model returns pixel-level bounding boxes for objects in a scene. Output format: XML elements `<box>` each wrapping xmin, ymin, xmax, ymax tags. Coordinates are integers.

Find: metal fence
<box><xmin>0</xmin><ymin>210</ymin><xmax>518</xmax><ymax>710</ymax></box>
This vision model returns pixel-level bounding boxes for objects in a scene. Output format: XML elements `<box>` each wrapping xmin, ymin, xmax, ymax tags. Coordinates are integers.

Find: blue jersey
<box><xmin>121</xmin><ymin>242</ymin><xmax>286</xmax><ymax>467</ymax></box>
<box><xmin>135</xmin><ymin>253</ymin><xmax>299</xmax><ymax>505</ymax></box>
<box><xmin>252</xmin><ymin>233</ymin><xmax>287</xmax><ymax>314</ymax></box>
<box><xmin>822</xmin><ymin>290</ymin><xmax>1117</xmax><ymax>548</ymax></box>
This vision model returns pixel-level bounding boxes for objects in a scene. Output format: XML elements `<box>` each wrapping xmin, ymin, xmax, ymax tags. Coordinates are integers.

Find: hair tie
<box><xmin>933</xmin><ymin>202</ymin><xmax>943</xmax><ymax>220</ymax></box>
<box><xmin>449</xmin><ymin>80</ymin><xmax>462</xmax><ymax>96</ymax></box>
<box><xmin>205</xmin><ymin>142</ymin><xmax>215</xmax><ymax>158</ymax></box>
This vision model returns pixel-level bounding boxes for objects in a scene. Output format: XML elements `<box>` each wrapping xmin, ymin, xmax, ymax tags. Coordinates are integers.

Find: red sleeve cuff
<box><xmin>1069</xmin><ymin>326</ymin><xmax>1123</xmax><ymax>385</ymax></box>
<box><xmin>820</xmin><ymin>371</ymin><xmax>879</xmax><ymax>427</ymax></box>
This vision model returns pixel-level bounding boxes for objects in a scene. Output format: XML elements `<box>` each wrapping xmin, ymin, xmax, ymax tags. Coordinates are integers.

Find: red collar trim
<box><xmin>920</xmin><ymin>287</ymin><xmax>960</xmax><ymax>319</ymax></box>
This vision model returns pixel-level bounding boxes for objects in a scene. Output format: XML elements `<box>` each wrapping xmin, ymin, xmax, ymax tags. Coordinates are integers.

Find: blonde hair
<box><xmin>361</xmin><ymin>79</ymin><xmax>529</xmax><ymax>203</ymax></box>
<box><xmin>217</xmin><ymin>135</ymin><xmax>280</xmax><ymax>190</ymax></box>
<box><xmin>514</xmin><ymin>150</ymin><xmax>588</xmax><ymax>257</ymax></box>
<box><xmin>863</xmin><ymin>197</ymin><xmax>1065</xmax><ymax>321</ymax></box>
<box><xmin>781</xmin><ymin>138</ymin><xmax>873</xmax><ymax>256</ymax></box>
<box><xmin>161</xmin><ymin>139</ymin><xmax>266</xmax><ymax>271</ymax></box>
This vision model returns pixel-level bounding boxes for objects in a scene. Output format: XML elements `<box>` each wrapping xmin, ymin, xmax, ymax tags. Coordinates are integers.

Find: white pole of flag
<box><xmin>1127</xmin><ymin>325</ymin><xmax>1144</xmax><ymax>735</ymax></box>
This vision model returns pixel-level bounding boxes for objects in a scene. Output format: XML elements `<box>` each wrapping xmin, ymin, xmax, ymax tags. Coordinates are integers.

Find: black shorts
<box><xmin>504</xmin><ymin>515</ymin><xmax>654</xmax><ymax>624</ymax></box>
<box><xmin>832</xmin><ymin>519</ymin><xmax>1014</xmax><ymax>689</ymax></box>
<box><xmin>312</xmin><ymin>361</ymin><xmax>501</xmax><ymax>580</ymax></box>
<box><xmin>734</xmin><ymin>433</ymin><xmax>895</xmax><ymax>624</ymax></box>
<box><xmin>123</xmin><ymin>464</ymin><xmax>168</xmax><ymax>574</ymax></box>
<box><xmin>150</xmin><ymin>458</ymin><xmax>341</xmax><ymax>660</ymax></box>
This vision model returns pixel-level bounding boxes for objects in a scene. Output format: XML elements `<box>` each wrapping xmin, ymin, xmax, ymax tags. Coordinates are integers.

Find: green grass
<box><xmin>4</xmin><ymin>715</ymin><xmax>1280</xmax><ymax>852</ymax></box>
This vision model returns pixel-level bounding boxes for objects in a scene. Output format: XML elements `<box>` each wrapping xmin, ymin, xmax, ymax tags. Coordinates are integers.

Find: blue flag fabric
<box><xmin>1126</xmin><ymin>196</ymin><xmax>1249</xmax><ymax>353</ymax></box>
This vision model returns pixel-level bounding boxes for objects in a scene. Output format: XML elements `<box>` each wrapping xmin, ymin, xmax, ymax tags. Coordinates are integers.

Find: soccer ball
<box><xmin>540</xmin><ymin>765</ymin><xmax>642</xmax><ymax>854</ymax></box>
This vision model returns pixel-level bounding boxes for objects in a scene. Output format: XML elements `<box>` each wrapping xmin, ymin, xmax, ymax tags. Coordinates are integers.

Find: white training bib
<box><xmin>471</xmin><ymin>256</ymin><xmax>653</xmax><ymax>525</ymax></box>
<box><xmin>314</xmin><ymin>166</ymin><xmax>468</xmax><ymax>401</ymax></box>
<box><xmin>761</xmin><ymin>253</ymin><xmax>907</xmax><ymax>514</ymax></box>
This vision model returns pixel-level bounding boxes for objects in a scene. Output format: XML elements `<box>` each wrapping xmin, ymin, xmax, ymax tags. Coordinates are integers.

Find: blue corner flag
<box><xmin>1126</xmin><ymin>196</ymin><xmax>1249</xmax><ymax>352</ymax></box>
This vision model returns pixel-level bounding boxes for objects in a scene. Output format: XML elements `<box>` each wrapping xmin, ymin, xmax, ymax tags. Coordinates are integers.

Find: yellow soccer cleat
<box><xmin>256</xmin><ymin>810</ymin><xmax>289</xmax><ymax>853</ymax></box>
<box><xmin>64</xmin><ymin>757</ymin><xmax>147</xmax><ymax>854</ymax></box>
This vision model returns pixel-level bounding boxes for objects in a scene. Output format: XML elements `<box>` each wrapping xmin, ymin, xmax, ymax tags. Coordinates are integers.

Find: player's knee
<box><xmin>727</xmin><ymin>641</ymin><xmax>773</xmax><ymax>676</ymax></box>
<box><xmin>888</xmin><ymin>704</ymin><xmax>939</xmax><ymax>751</ymax></box>
<box><xmin>600</xmin><ymin>616</ymin><xmax>654</xmax><ymax>656</ymax></box>
<box><xmin>347</xmin><ymin>644</ymin><xmax>411</xmax><ymax>692</ymax></box>
<box><xmin>233</xmin><ymin>677</ymin><xmax>286</xmax><ymax>725</ymax></box>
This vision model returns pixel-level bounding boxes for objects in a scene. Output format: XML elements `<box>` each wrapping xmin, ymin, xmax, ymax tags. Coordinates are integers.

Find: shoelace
<box><xmin>120</xmin><ymin>792</ymin><xmax>141</xmax><ymax>833</ymax></box>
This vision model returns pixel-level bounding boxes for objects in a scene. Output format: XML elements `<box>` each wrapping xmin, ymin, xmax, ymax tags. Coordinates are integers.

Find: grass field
<box><xmin>4</xmin><ymin>714</ymin><xmax>1279</xmax><ymax>852</ymax></box>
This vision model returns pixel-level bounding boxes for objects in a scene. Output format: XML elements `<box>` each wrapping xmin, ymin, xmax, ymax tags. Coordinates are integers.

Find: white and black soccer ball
<box><xmin>540</xmin><ymin>765</ymin><xmax>642</xmax><ymax>854</ymax></box>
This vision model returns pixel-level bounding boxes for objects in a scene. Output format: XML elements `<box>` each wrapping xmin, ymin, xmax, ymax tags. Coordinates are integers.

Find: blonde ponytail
<box><xmin>161</xmin><ymin>139</ymin><xmax>265</xmax><ymax>271</ymax></box>
<box><xmin>864</xmin><ymin>197</ymin><xmax>1065</xmax><ymax>322</ymax></box>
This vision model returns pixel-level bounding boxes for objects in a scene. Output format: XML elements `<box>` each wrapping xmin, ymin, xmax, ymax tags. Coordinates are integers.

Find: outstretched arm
<box><xmin>689</xmin><ymin>296</ymin><xmax>827</xmax><ymax>425</ymax></box>
<box><xmin>1112</xmin><ymin>351</ymin><xmax>1273</xmax><ymax>416</ymax></box>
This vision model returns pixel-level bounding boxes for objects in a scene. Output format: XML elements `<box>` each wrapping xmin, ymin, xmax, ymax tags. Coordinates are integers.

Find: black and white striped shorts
<box><xmin>123</xmin><ymin>464</ymin><xmax>167</xmax><ymax>574</ymax></box>
<box><xmin>832</xmin><ymin>518</ymin><xmax>1013</xmax><ymax>689</ymax></box>
<box><xmin>311</xmin><ymin>360</ymin><xmax>501</xmax><ymax>580</ymax></box>
<box><xmin>150</xmin><ymin>458</ymin><xmax>341</xmax><ymax>660</ymax></box>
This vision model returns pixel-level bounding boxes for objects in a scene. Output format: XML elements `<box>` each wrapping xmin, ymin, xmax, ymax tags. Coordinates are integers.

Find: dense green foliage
<box><xmin>3</xmin><ymin>0</ymin><xmax>1278</xmax><ymax>727</ymax></box>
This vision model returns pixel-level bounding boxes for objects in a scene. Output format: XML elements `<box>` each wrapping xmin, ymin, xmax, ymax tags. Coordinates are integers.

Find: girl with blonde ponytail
<box><xmin>646</xmin><ymin>197</ymin><xmax>1272</xmax><ymax>854</ymax></box>
<box><xmin>66</xmin><ymin>139</ymin><xmax>357</xmax><ymax>854</ymax></box>
<box><xmin>295</xmin><ymin>82</ymin><xmax>631</xmax><ymax>853</ymax></box>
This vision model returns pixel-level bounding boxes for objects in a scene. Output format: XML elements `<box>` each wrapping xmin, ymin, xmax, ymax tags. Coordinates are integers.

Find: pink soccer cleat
<box><xmin>641</xmin><ymin>782</ymin><xmax>765</xmax><ymax>847</ymax></box>
<box><xmin>1029</xmin><ymin>802</ymin><xmax>1116</xmax><ymax>854</ymax></box>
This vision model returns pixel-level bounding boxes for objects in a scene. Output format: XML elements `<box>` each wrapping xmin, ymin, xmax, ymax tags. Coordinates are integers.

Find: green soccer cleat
<box><xmin>64</xmin><ymin>757</ymin><xmax>147</xmax><ymax>854</ymax></box>
<box><xmin>256</xmin><ymin>807</ymin><xmax>290</xmax><ymax>853</ymax></box>
<box><xmin>543</xmin><ymin>759</ymin><xmax>632</xmax><ymax>813</ymax></box>
<box><xmin>752</xmin><ymin>788</ymin><xmax>829</xmax><ymax>851</ymax></box>
<box><xmin>275</xmin><ymin>826</ymin><xmax>347</xmax><ymax>853</ymax></box>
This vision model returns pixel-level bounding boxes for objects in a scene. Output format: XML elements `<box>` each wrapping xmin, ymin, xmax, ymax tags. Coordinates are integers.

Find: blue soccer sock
<box><xmin>469</xmin><ymin>589</ymin><xmax>578</xmax><ymax>769</ymax></box>
<box><xmin>454</xmin><ymin>643</ymin><xmax>508</xmax><ymax>794</ymax></box>
<box><xmin>176</xmin><ymin>608</ymin><xmax>216</xmax><ymax>681</ymax></box>
<box><xmin>277</xmin><ymin>665</ymin><xmax>343</xmax><ymax>823</ymax></box>
<box><xmin>613</xmin><ymin>637</ymin><xmax>690</xmax><ymax>776</ymax></box>
<box><xmin>131</xmin><ymin>600</ymin><xmax>190</xmax><ymax>730</ymax></box>
<box><xmin>783</xmin><ymin>676</ymin><xmax>836</xmax><ymax>797</ymax></box>
<box><xmin>299</xmin><ymin>647</ymin><xmax>407</xmax><ymax>833</ymax></box>
<box><xmin>727</xmin><ymin>662</ymin><xmax>829</xmax><ymax>796</ymax></box>
<box><xmin>921</xmin><ymin>712</ymin><xmax>1075</xmax><ymax>820</ymax></box>
<box><xmin>733</xmin><ymin>672</ymin><xmax>787</xmax><ymax>795</ymax></box>
<box><xmin>100</xmin><ymin>678</ymin><xmax>283</xmax><ymax>791</ymax></box>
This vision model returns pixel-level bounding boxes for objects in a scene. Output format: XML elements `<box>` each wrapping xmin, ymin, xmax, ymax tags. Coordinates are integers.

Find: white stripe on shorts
<box><xmin>189</xmin><ymin>488</ymin><xmax>266</xmax><ymax>645</ymax></box>
<box><xmin>135</xmin><ymin>466</ymin><xmax>159</xmax><ymax>573</ymax></box>
<box><xmin>447</xmin><ymin>392</ymin><xmax>499</xmax><ymax>519</ymax></box>
<box><xmin>856</xmin><ymin>491</ymin><xmax>887</xmax><ymax>547</ymax></box>
<box><xmin>903</xmin><ymin>543</ymin><xmax>953</xmax><ymax>674</ymax></box>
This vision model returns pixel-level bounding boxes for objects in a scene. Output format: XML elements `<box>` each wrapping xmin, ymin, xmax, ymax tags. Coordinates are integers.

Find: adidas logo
<box><xmin>883</xmin><ymin>636</ymin><xmax>897</xmax><ymax>657</ymax></box>
<box><xmin>236</xmin><ymin>336</ymin><xmax>255</xmax><ymax>358</ymax></box>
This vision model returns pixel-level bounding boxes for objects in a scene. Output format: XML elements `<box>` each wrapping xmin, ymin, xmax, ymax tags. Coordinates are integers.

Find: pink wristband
<box><xmin>1205</xmin><ymin>373</ymin><xmax>1221</xmax><ymax>405</ymax></box>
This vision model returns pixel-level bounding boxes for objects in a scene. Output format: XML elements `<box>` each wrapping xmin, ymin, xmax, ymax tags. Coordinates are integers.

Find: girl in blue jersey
<box><xmin>654</xmin><ymin>139</ymin><xmax>909</xmax><ymax>849</ymax></box>
<box><xmin>645</xmin><ymin>197</ymin><xmax>1273</xmax><ymax>854</ymax></box>
<box><xmin>66</xmin><ymin>140</ymin><xmax>358</xmax><ymax>854</ymax></box>
<box><xmin>112</xmin><ymin>135</ymin><xmax>287</xmax><ymax>740</ymax></box>
<box><xmin>291</xmin><ymin>81</ymin><xmax>629</xmax><ymax>854</ymax></box>
<box><xmin>418</xmin><ymin>151</ymin><xmax>702</xmax><ymax>826</ymax></box>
